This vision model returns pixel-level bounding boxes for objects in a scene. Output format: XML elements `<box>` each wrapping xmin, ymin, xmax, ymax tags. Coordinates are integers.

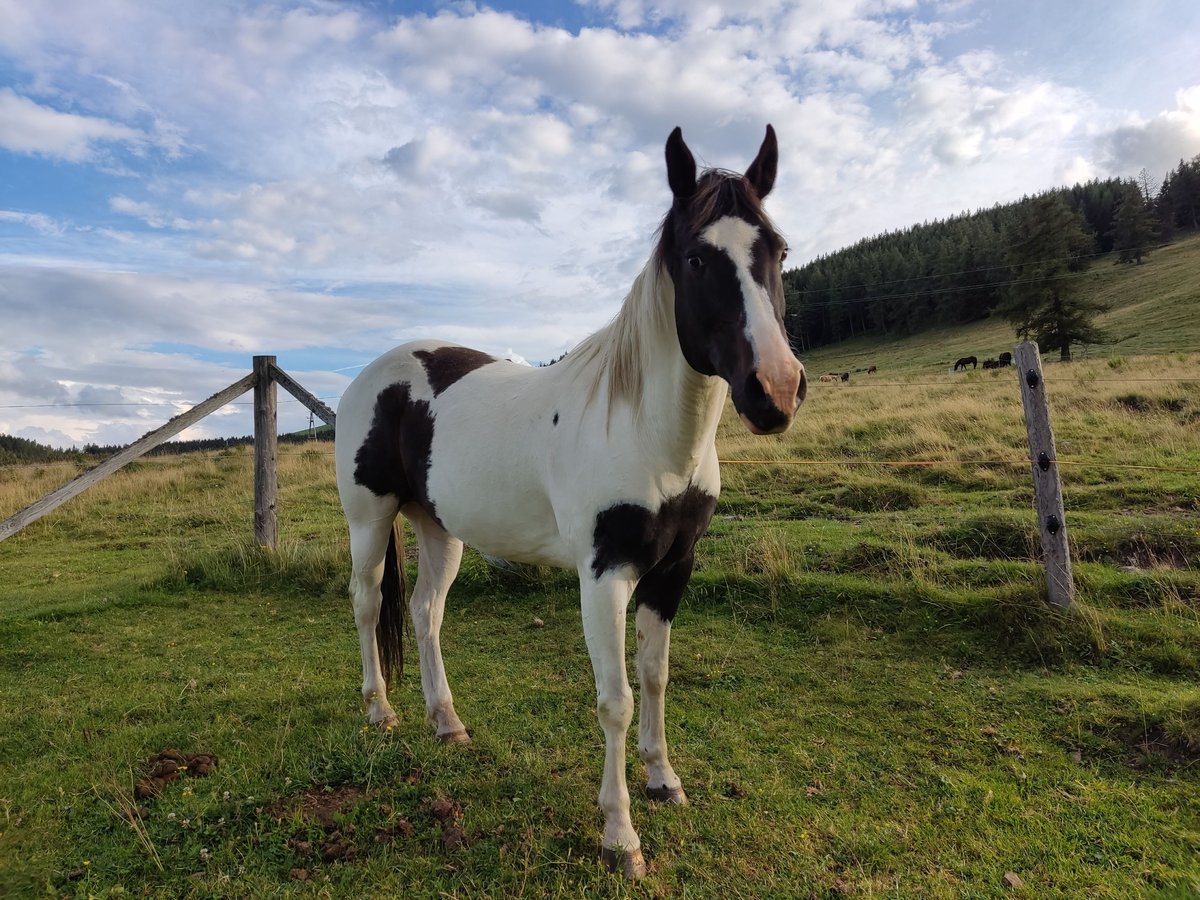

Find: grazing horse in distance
<box><xmin>819</xmin><ymin>374</ymin><xmax>835</xmax><ymax>383</ymax></box>
<box><xmin>997</xmin><ymin>351</ymin><xmax>1013</xmax><ymax>367</ymax></box>
<box><xmin>840</xmin><ymin>371</ymin><xmax>850</xmax><ymax>382</ymax></box>
<box><xmin>335</xmin><ymin>125</ymin><xmax>806</xmax><ymax>879</ymax></box>
<box><xmin>954</xmin><ymin>356</ymin><xmax>977</xmax><ymax>371</ymax></box>
<box><xmin>982</xmin><ymin>358</ymin><xmax>999</xmax><ymax>369</ymax></box>
<box><xmin>867</xmin><ymin>365</ymin><xmax>877</xmax><ymax>374</ymax></box>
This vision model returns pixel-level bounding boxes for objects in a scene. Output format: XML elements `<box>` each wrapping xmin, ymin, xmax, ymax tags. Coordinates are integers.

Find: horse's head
<box><xmin>656</xmin><ymin>125</ymin><xmax>806</xmax><ymax>435</ymax></box>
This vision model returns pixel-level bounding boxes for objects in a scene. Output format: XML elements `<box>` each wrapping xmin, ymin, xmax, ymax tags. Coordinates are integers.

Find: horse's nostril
<box><xmin>796</xmin><ymin>369</ymin><xmax>807</xmax><ymax>406</ymax></box>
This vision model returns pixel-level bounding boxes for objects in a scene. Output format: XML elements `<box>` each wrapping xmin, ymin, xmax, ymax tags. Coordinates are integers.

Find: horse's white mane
<box><xmin>558</xmin><ymin>258</ymin><xmax>676</xmax><ymax>422</ymax></box>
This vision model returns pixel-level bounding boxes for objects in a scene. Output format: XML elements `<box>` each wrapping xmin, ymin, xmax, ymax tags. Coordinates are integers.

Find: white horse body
<box><xmin>334</xmin><ymin>126</ymin><xmax>805</xmax><ymax>878</ymax></box>
<box><xmin>335</xmin><ymin>270</ymin><xmax>725</xmax><ymax>571</ymax></box>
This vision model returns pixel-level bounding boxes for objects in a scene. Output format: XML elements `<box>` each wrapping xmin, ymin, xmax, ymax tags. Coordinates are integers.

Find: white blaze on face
<box><xmin>700</xmin><ymin>216</ymin><xmax>803</xmax><ymax>422</ymax></box>
<box><xmin>701</xmin><ymin>216</ymin><xmax>775</xmax><ymax>364</ymax></box>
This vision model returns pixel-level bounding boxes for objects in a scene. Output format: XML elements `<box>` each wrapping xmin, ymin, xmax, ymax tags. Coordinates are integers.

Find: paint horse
<box><xmin>335</xmin><ymin>126</ymin><xmax>806</xmax><ymax>878</ymax></box>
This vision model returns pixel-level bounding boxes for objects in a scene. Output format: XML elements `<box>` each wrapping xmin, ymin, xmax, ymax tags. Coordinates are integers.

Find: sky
<box><xmin>1</xmin><ymin>0</ymin><xmax>1198</xmax><ymax>448</ymax></box>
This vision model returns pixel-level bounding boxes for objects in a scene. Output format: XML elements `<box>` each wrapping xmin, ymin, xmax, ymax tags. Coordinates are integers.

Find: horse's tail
<box><xmin>378</xmin><ymin>520</ymin><xmax>406</xmax><ymax>685</ymax></box>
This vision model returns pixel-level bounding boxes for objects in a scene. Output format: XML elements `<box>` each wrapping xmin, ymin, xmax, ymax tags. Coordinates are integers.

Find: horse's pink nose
<box><xmin>757</xmin><ymin>358</ymin><xmax>804</xmax><ymax>419</ymax></box>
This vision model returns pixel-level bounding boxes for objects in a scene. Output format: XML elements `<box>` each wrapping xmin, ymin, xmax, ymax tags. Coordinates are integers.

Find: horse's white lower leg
<box><xmin>581</xmin><ymin>575</ymin><xmax>644</xmax><ymax>877</ymax></box>
<box><xmin>347</xmin><ymin>514</ymin><xmax>399</xmax><ymax>726</ymax></box>
<box><xmin>636</xmin><ymin>605</ymin><xmax>685</xmax><ymax>804</ymax></box>
<box><xmin>405</xmin><ymin>504</ymin><xmax>468</xmax><ymax>742</ymax></box>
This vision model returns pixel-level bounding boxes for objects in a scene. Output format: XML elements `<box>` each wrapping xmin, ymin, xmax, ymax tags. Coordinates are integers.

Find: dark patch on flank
<box><xmin>552</xmin><ymin>412</ymin><xmax>559</xmax><ymax>426</ymax></box>
<box><xmin>353</xmin><ymin>382</ymin><xmax>439</xmax><ymax>522</ymax></box>
<box><xmin>413</xmin><ymin>346</ymin><xmax>497</xmax><ymax>397</ymax></box>
<box><xmin>591</xmin><ymin>485</ymin><xmax>717</xmax><ymax>619</ymax></box>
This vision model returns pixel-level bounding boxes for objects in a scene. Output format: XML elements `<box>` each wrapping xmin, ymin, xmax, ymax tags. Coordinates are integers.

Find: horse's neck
<box><xmin>628</xmin><ymin>272</ymin><xmax>727</xmax><ymax>477</ymax></box>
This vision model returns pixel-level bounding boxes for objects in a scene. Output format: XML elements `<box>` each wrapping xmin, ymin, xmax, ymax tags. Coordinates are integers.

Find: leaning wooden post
<box><xmin>1014</xmin><ymin>341</ymin><xmax>1074</xmax><ymax>608</ymax></box>
<box><xmin>253</xmin><ymin>355</ymin><xmax>278</xmax><ymax>549</ymax></box>
<box><xmin>0</xmin><ymin>372</ymin><xmax>256</xmax><ymax>543</ymax></box>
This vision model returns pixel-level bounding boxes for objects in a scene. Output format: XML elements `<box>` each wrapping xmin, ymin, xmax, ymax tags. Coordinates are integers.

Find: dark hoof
<box><xmin>437</xmin><ymin>729</ymin><xmax>471</xmax><ymax>744</ymax></box>
<box><xmin>601</xmin><ymin>846</ymin><xmax>646</xmax><ymax>879</ymax></box>
<box><xmin>647</xmin><ymin>785</ymin><xmax>688</xmax><ymax>805</ymax></box>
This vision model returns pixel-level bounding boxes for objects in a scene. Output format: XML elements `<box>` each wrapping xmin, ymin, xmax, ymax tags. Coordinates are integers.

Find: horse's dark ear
<box><xmin>744</xmin><ymin>124</ymin><xmax>778</xmax><ymax>199</ymax></box>
<box><xmin>665</xmin><ymin>126</ymin><xmax>696</xmax><ymax>201</ymax></box>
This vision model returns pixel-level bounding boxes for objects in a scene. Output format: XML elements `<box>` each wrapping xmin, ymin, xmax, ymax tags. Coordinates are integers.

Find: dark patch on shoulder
<box><xmin>352</xmin><ymin>382</ymin><xmax>440</xmax><ymax>523</ymax></box>
<box><xmin>552</xmin><ymin>412</ymin><xmax>559</xmax><ymax>426</ymax></box>
<box><xmin>590</xmin><ymin>485</ymin><xmax>717</xmax><ymax>592</ymax></box>
<box><xmin>413</xmin><ymin>346</ymin><xmax>497</xmax><ymax>397</ymax></box>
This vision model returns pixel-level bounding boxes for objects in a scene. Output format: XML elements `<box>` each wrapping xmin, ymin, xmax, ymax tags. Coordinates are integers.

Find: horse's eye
<box><xmin>687</xmin><ymin>255</ymin><xmax>704</xmax><ymax>271</ymax></box>
<box><xmin>780</xmin><ymin>247</ymin><xmax>789</xmax><ymax>262</ymax></box>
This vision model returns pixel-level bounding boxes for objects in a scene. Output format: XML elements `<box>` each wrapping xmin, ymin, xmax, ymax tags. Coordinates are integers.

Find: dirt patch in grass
<box><xmin>1075</xmin><ymin>528</ymin><xmax>1200</xmax><ymax>570</ymax></box>
<box><xmin>1081</xmin><ymin>700</ymin><xmax>1200</xmax><ymax>770</ymax></box>
<box><xmin>428</xmin><ymin>795</ymin><xmax>468</xmax><ymax>851</ymax></box>
<box><xmin>272</xmin><ymin>784</ymin><xmax>466</xmax><ymax>866</ymax></box>
<box><xmin>272</xmin><ymin>784</ymin><xmax>367</xmax><ymax>829</ymax></box>
<box><xmin>1116</xmin><ymin>536</ymin><xmax>1195</xmax><ymax>570</ymax></box>
<box><xmin>133</xmin><ymin>748</ymin><xmax>218</xmax><ymax>800</ymax></box>
<box><xmin>289</xmin><ymin>830</ymin><xmax>359</xmax><ymax>864</ymax></box>
<box><xmin>1116</xmin><ymin>723</ymin><xmax>1200</xmax><ymax>770</ymax></box>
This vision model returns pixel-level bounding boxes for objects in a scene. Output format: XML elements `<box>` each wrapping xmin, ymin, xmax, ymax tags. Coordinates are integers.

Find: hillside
<box><xmin>799</xmin><ymin>231</ymin><xmax>1200</xmax><ymax>376</ymax></box>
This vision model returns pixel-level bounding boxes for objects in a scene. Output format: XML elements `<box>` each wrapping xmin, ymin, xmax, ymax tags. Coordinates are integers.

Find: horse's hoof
<box><xmin>647</xmin><ymin>785</ymin><xmax>688</xmax><ymax>805</ymax></box>
<box><xmin>437</xmin><ymin>729</ymin><xmax>471</xmax><ymax>744</ymax></box>
<box><xmin>373</xmin><ymin>715</ymin><xmax>399</xmax><ymax>731</ymax></box>
<box><xmin>602</xmin><ymin>847</ymin><xmax>647</xmax><ymax>879</ymax></box>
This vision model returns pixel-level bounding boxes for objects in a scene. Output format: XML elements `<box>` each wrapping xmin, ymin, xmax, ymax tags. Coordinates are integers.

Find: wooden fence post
<box><xmin>1014</xmin><ymin>341</ymin><xmax>1074</xmax><ymax>608</ymax></box>
<box><xmin>253</xmin><ymin>355</ymin><xmax>278</xmax><ymax>548</ymax></box>
<box><xmin>268</xmin><ymin>362</ymin><xmax>336</xmax><ymax>428</ymax></box>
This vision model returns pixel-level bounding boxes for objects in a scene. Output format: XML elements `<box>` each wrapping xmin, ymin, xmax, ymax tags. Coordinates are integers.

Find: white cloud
<box><xmin>0</xmin><ymin>88</ymin><xmax>142</xmax><ymax>161</ymax></box>
<box><xmin>1098</xmin><ymin>84</ymin><xmax>1200</xmax><ymax>178</ymax></box>
<box><xmin>0</xmin><ymin>209</ymin><xmax>63</xmax><ymax>235</ymax></box>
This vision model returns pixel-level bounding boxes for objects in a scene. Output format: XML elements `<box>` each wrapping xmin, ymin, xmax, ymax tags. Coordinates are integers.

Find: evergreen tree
<box><xmin>1137</xmin><ymin>167</ymin><xmax>1157</xmax><ymax>202</ymax></box>
<box><xmin>997</xmin><ymin>194</ymin><xmax>1106</xmax><ymax>361</ymax></box>
<box><xmin>1109</xmin><ymin>181</ymin><xmax>1157</xmax><ymax>264</ymax></box>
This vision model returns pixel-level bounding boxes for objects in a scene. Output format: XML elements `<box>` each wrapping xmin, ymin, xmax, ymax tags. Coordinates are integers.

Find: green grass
<box><xmin>1</xmin><ymin>240</ymin><xmax>1199</xmax><ymax>896</ymax></box>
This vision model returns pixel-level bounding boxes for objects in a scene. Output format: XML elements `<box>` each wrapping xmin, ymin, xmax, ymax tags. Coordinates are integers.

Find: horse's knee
<box><xmin>597</xmin><ymin>690</ymin><xmax>634</xmax><ymax>731</ymax></box>
<box><xmin>640</xmin><ymin>668</ymin><xmax>668</xmax><ymax>696</ymax></box>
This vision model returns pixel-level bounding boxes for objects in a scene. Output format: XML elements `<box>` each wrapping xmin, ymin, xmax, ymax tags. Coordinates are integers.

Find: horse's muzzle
<box><xmin>735</xmin><ymin>363</ymin><xmax>805</xmax><ymax>435</ymax></box>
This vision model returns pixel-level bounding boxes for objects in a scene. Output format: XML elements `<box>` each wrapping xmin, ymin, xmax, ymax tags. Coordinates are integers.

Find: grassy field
<box><xmin>1</xmin><ymin>238</ymin><xmax>1199</xmax><ymax>897</ymax></box>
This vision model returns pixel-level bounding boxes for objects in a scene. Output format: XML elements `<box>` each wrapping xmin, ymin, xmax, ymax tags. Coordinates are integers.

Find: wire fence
<box><xmin>2</xmin><ymin>374</ymin><xmax>1198</xmax><ymax>414</ymax></box>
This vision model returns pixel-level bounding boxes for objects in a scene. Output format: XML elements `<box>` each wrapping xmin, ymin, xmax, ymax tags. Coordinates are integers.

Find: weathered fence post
<box><xmin>253</xmin><ymin>355</ymin><xmax>278</xmax><ymax>548</ymax></box>
<box><xmin>1014</xmin><ymin>341</ymin><xmax>1074</xmax><ymax>608</ymax></box>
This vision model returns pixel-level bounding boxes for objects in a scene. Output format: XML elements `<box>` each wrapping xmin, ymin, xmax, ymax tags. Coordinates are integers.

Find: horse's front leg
<box><xmin>635</xmin><ymin>556</ymin><xmax>692</xmax><ymax>805</ymax></box>
<box><xmin>579</xmin><ymin>573</ymin><xmax>644</xmax><ymax>878</ymax></box>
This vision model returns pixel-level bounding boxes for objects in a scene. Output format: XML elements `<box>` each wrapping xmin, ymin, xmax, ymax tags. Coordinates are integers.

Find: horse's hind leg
<box><xmin>403</xmin><ymin>503</ymin><xmax>469</xmax><ymax>743</ymax></box>
<box><xmin>635</xmin><ymin>556</ymin><xmax>692</xmax><ymax>805</ymax></box>
<box><xmin>346</xmin><ymin>492</ymin><xmax>401</xmax><ymax>726</ymax></box>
